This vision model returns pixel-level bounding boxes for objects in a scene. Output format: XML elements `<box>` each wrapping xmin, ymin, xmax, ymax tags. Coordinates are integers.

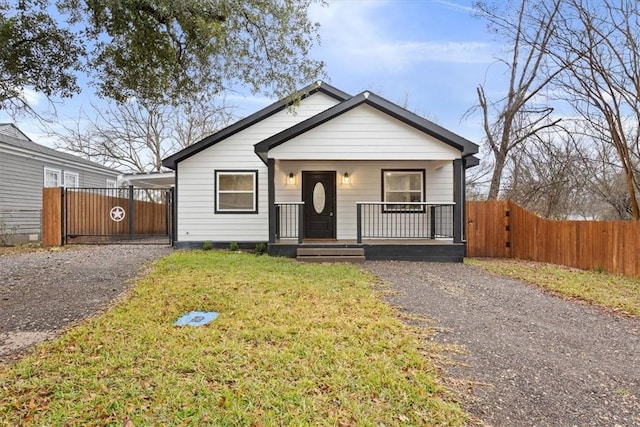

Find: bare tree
<box><xmin>550</xmin><ymin>0</ymin><xmax>640</xmax><ymax>219</ymax></box>
<box><xmin>503</xmin><ymin>126</ymin><xmax>586</xmax><ymax>218</ymax></box>
<box><xmin>54</xmin><ymin>97</ymin><xmax>233</xmax><ymax>172</ymax></box>
<box><xmin>587</xmin><ymin>146</ymin><xmax>636</xmax><ymax>220</ymax></box>
<box><xmin>466</xmin><ymin>157</ymin><xmax>493</xmax><ymax>200</ymax></box>
<box><xmin>471</xmin><ymin>0</ymin><xmax>565</xmax><ymax>200</ymax></box>
<box><xmin>569</xmin><ymin>130</ymin><xmax>638</xmax><ymax>220</ymax></box>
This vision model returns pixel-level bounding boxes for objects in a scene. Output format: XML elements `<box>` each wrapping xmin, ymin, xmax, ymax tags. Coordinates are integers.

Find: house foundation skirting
<box><xmin>173</xmin><ymin>241</ymin><xmax>265</xmax><ymax>250</ymax></box>
<box><xmin>172</xmin><ymin>240</ymin><xmax>465</xmax><ymax>262</ymax></box>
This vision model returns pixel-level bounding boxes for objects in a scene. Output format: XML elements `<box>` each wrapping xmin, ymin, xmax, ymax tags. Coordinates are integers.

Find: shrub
<box><xmin>202</xmin><ymin>241</ymin><xmax>213</xmax><ymax>251</ymax></box>
<box><xmin>255</xmin><ymin>242</ymin><xmax>267</xmax><ymax>255</ymax></box>
<box><xmin>0</xmin><ymin>215</ymin><xmax>17</xmax><ymax>247</ymax></box>
<box><xmin>229</xmin><ymin>242</ymin><xmax>239</xmax><ymax>252</ymax></box>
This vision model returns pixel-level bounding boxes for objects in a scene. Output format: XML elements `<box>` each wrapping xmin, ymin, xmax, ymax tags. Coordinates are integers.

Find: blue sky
<box><xmin>310</xmin><ymin>0</ymin><xmax>500</xmax><ymax>140</ymax></box>
<box><xmin>5</xmin><ymin>0</ymin><xmax>504</xmax><ymax>146</ymax></box>
<box><xmin>236</xmin><ymin>0</ymin><xmax>502</xmax><ymax>142</ymax></box>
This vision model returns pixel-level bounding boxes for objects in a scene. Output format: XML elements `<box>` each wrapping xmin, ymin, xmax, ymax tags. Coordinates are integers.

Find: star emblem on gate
<box><xmin>109</xmin><ymin>206</ymin><xmax>126</xmax><ymax>222</ymax></box>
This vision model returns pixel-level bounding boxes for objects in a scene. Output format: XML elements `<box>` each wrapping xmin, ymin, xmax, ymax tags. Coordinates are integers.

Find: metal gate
<box><xmin>64</xmin><ymin>187</ymin><xmax>173</xmax><ymax>245</ymax></box>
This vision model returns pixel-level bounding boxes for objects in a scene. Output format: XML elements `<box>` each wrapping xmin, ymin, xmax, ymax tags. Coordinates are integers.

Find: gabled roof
<box><xmin>162</xmin><ymin>81</ymin><xmax>351</xmax><ymax>170</ymax></box>
<box><xmin>0</xmin><ymin>124</ymin><xmax>120</xmax><ymax>174</ymax></box>
<box><xmin>0</xmin><ymin>123</ymin><xmax>32</xmax><ymax>141</ymax></box>
<box><xmin>254</xmin><ymin>90</ymin><xmax>479</xmax><ymax>164</ymax></box>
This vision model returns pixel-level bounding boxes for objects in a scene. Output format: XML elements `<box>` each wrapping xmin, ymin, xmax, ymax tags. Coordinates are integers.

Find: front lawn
<box><xmin>467</xmin><ymin>258</ymin><xmax>640</xmax><ymax>316</ymax></box>
<box><xmin>0</xmin><ymin>251</ymin><xmax>466</xmax><ymax>425</ymax></box>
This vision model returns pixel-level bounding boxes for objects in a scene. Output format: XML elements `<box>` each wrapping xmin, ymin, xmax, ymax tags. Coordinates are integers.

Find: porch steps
<box><xmin>296</xmin><ymin>247</ymin><xmax>366</xmax><ymax>263</ymax></box>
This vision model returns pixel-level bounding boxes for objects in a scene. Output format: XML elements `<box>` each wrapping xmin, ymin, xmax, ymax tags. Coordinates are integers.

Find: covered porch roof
<box><xmin>117</xmin><ymin>171</ymin><xmax>175</xmax><ymax>188</ymax></box>
<box><xmin>255</xmin><ymin>90</ymin><xmax>479</xmax><ymax>165</ymax></box>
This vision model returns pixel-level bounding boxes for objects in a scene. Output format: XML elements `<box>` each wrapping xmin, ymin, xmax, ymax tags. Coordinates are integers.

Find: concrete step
<box><xmin>297</xmin><ymin>247</ymin><xmax>364</xmax><ymax>257</ymax></box>
<box><xmin>296</xmin><ymin>247</ymin><xmax>365</xmax><ymax>263</ymax></box>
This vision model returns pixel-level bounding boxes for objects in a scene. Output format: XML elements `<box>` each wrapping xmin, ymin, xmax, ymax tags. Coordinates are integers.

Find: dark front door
<box><xmin>302</xmin><ymin>171</ymin><xmax>336</xmax><ymax>239</ymax></box>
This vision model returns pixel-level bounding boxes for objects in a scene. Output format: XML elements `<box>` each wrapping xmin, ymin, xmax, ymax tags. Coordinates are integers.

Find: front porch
<box><xmin>268</xmin><ymin>201</ymin><xmax>465</xmax><ymax>262</ymax></box>
<box><xmin>264</xmin><ymin>157</ymin><xmax>468</xmax><ymax>262</ymax></box>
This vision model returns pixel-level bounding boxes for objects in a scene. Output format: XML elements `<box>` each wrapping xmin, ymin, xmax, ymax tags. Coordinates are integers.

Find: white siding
<box><xmin>0</xmin><ymin>137</ymin><xmax>118</xmax><ymax>243</ymax></box>
<box><xmin>176</xmin><ymin>92</ymin><xmax>340</xmax><ymax>242</ymax></box>
<box><xmin>0</xmin><ymin>143</ymin><xmax>118</xmax><ymax>211</ymax></box>
<box><xmin>269</xmin><ymin>104</ymin><xmax>461</xmax><ymax>161</ymax></box>
<box><xmin>275</xmin><ymin>160</ymin><xmax>454</xmax><ymax>240</ymax></box>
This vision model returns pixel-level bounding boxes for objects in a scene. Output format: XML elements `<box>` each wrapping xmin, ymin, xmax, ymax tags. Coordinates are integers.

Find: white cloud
<box><xmin>225</xmin><ymin>94</ymin><xmax>273</xmax><ymax>106</ymax></box>
<box><xmin>19</xmin><ymin>87</ymin><xmax>43</xmax><ymax>107</ymax></box>
<box><xmin>353</xmin><ymin>40</ymin><xmax>491</xmax><ymax>71</ymax></box>
<box><xmin>310</xmin><ymin>0</ymin><xmax>492</xmax><ymax>74</ymax></box>
<box><xmin>434</xmin><ymin>0</ymin><xmax>476</xmax><ymax>14</ymax></box>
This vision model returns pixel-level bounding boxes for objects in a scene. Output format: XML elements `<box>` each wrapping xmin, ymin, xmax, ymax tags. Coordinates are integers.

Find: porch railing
<box><xmin>356</xmin><ymin>202</ymin><xmax>454</xmax><ymax>243</ymax></box>
<box><xmin>275</xmin><ymin>202</ymin><xmax>304</xmax><ymax>243</ymax></box>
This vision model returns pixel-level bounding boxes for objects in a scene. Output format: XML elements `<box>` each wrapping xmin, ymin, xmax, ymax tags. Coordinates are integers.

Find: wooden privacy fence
<box><xmin>42</xmin><ymin>187</ymin><xmax>63</xmax><ymax>246</ymax></box>
<box><xmin>467</xmin><ymin>200</ymin><xmax>640</xmax><ymax>277</ymax></box>
<box><xmin>43</xmin><ymin>187</ymin><xmax>172</xmax><ymax>246</ymax></box>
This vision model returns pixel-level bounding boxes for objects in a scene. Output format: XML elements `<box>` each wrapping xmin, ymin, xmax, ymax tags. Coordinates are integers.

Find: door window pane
<box><xmin>313</xmin><ymin>182</ymin><xmax>326</xmax><ymax>214</ymax></box>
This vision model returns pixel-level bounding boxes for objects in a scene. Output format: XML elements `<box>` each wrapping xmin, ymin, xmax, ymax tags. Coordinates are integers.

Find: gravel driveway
<box><xmin>365</xmin><ymin>261</ymin><xmax>640</xmax><ymax>427</ymax></box>
<box><xmin>0</xmin><ymin>245</ymin><xmax>172</xmax><ymax>363</ymax></box>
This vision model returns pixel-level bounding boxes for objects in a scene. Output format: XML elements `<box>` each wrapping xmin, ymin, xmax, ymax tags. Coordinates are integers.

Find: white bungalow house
<box><xmin>162</xmin><ymin>82</ymin><xmax>479</xmax><ymax>261</ymax></box>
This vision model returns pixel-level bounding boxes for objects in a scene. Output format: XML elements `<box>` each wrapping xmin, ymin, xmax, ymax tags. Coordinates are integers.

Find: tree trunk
<box><xmin>487</xmin><ymin>153</ymin><xmax>506</xmax><ymax>200</ymax></box>
<box><xmin>622</xmin><ymin>165</ymin><xmax>640</xmax><ymax>220</ymax></box>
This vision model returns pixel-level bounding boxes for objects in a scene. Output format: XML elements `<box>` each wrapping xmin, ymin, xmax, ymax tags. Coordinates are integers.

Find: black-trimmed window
<box><xmin>382</xmin><ymin>169</ymin><xmax>425</xmax><ymax>212</ymax></box>
<box><xmin>215</xmin><ymin>170</ymin><xmax>258</xmax><ymax>213</ymax></box>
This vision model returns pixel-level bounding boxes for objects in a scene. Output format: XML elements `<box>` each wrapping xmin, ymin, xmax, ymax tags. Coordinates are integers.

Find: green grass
<box><xmin>0</xmin><ymin>251</ymin><xmax>466</xmax><ymax>426</ymax></box>
<box><xmin>466</xmin><ymin>258</ymin><xmax>640</xmax><ymax>316</ymax></box>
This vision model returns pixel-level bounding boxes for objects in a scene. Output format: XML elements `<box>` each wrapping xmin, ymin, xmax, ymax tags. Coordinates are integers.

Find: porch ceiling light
<box><xmin>288</xmin><ymin>172</ymin><xmax>295</xmax><ymax>184</ymax></box>
<box><xmin>342</xmin><ymin>172</ymin><xmax>350</xmax><ymax>185</ymax></box>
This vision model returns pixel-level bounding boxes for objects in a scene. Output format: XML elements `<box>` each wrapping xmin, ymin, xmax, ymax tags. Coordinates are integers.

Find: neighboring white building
<box><xmin>162</xmin><ymin>82</ymin><xmax>479</xmax><ymax>261</ymax></box>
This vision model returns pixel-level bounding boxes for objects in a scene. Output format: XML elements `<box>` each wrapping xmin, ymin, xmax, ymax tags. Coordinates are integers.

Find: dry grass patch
<box><xmin>0</xmin><ymin>250</ymin><xmax>466</xmax><ymax>425</ymax></box>
<box><xmin>0</xmin><ymin>245</ymin><xmax>52</xmax><ymax>257</ymax></box>
<box><xmin>466</xmin><ymin>258</ymin><xmax>640</xmax><ymax>316</ymax></box>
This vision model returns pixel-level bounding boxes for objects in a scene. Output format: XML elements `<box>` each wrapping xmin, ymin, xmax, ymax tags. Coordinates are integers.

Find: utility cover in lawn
<box><xmin>174</xmin><ymin>311</ymin><xmax>218</xmax><ymax>326</ymax></box>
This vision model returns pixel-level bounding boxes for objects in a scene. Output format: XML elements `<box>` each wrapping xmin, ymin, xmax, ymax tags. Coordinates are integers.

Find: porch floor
<box><xmin>274</xmin><ymin>238</ymin><xmax>457</xmax><ymax>246</ymax></box>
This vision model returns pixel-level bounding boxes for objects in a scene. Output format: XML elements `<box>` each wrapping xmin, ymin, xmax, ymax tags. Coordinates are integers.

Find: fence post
<box><xmin>42</xmin><ymin>187</ymin><xmax>63</xmax><ymax>246</ymax></box>
<box><xmin>128</xmin><ymin>185</ymin><xmax>134</xmax><ymax>240</ymax></box>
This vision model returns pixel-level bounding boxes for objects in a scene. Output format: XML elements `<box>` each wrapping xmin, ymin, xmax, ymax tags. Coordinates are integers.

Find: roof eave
<box><xmin>161</xmin><ymin>82</ymin><xmax>351</xmax><ymax>170</ymax></box>
<box><xmin>464</xmin><ymin>155</ymin><xmax>480</xmax><ymax>168</ymax></box>
<box><xmin>364</xmin><ymin>93</ymin><xmax>478</xmax><ymax>155</ymax></box>
<box><xmin>254</xmin><ymin>94</ymin><xmax>363</xmax><ymax>156</ymax></box>
<box><xmin>255</xmin><ymin>91</ymin><xmax>480</xmax><ymax>157</ymax></box>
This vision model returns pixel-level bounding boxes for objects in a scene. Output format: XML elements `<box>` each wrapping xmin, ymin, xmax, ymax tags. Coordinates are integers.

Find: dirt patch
<box><xmin>0</xmin><ymin>332</ymin><xmax>55</xmax><ymax>357</ymax></box>
<box><xmin>0</xmin><ymin>244</ymin><xmax>172</xmax><ymax>363</ymax></box>
<box><xmin>365</xmin><ymin>261</ymin><xmax>640</xmax><ymax>427</ymax></box>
